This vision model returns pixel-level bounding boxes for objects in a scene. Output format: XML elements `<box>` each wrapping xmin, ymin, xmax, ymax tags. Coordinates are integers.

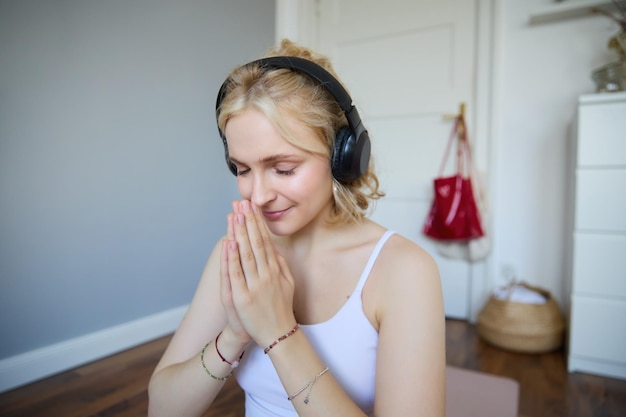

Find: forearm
<box><xmin>266</xmin><ymin>329</ymin><xmax>368</xmax><ymax>417</ymax></box>
<box><xmin>148</xmin><ymin>331</ymin><xmax>246</xmax><ymax>417</ymax></box>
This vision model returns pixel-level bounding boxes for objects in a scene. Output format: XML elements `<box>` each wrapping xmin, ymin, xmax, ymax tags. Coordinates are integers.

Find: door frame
<box><xmin>274</xmin><ymin>0</ymin><xmax>501</xmax><ymax>322</ymax></box>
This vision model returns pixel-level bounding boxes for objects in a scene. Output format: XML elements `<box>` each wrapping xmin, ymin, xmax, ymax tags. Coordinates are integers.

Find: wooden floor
<box><xmin>1</xmin><ymin>319</ymin><xmax>625</xmax><ymax>417</ymax></box>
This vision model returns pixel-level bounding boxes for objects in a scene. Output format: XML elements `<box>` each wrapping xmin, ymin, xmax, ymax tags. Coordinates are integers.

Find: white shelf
<box><xmin>579</xmin><ymin>91</ymin><xmax>626</xmax><ymax>104</ymax></box>
<box><xmin>529</xmin><ymin>0</ymin><xmax>615</xmax><ymax>25</ymax></box>
<box><xmin>568</xmin><ymin>93</ymin><xmax>626</xmax><ymax>380</ymax></box>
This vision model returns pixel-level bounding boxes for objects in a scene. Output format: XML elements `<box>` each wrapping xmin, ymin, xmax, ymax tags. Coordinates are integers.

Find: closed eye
<box><xmin>230</xmin><ymin>155</ymin><xmax>300</xmax><ymax>176</ymax></box>
<box><xmin>276</xmin><ymin>168</ymin><xmax>295</xmax><ymax>176</ymax></box>
<box><xmin>236</xmin><ymin>167</ymin><xmax>293</xmax><ymax>176</ymax></box>
<box><xmin>235</xmin><ymin>167</ymin><xmax>250</xmax><ymax>176</ymax></box>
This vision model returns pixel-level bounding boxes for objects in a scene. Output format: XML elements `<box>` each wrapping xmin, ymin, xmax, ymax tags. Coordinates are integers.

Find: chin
<box><xmin>266</xmin><ymin>223</ymin><xmax>295</xmax><ymax>237</ymax></box>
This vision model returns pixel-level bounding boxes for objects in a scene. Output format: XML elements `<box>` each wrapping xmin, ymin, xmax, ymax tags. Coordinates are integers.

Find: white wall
<box><xmin>491</xmin><ymin>0</ymin><xmax>620</xmax><ymax>309</ymax></box>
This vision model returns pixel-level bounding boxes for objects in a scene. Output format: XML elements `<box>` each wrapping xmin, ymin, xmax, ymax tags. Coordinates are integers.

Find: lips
<box><xmin>262</xmin><ymin>207</ymin><xmax>291</xmax><ymax>221</ymax></box>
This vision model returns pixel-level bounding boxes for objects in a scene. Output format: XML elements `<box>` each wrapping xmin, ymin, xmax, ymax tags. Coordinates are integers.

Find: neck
<box><xmin>273</xmin><ymin>216</ymin><xmax>366</xmax><ymax>259</ymax></box>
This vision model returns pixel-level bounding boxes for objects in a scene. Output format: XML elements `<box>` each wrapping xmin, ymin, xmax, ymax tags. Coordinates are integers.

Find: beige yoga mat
<box><xmin>446</xmin><ymin>366</ymin><xmax>519</xmax><ymax>417</ymax></box>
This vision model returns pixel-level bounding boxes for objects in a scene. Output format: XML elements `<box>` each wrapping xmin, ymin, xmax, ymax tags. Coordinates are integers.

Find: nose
<box><xmin>240</xmin><ymin>172</ymin><xmax>277</xmax><ymax>207</ymax></box>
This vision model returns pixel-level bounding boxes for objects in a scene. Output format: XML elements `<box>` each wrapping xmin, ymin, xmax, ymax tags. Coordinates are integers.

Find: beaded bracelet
<box><xmin>215</xmin><ymin>332</ymin><xmax>245</xmax><ymax>368</ymax></box>
<box><xmin>200</xmin><ymin>340</ymin><xmax>232</xmax><ymax>381</ymax></box>
<box><xmin>264</xmin><ymin>323</ymin><xmax>300</xmax><ymax>354</ymax></box>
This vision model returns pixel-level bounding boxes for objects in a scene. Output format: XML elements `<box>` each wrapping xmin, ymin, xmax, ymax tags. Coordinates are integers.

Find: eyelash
<box><xmin>276</xmin><ymin>168</ymin><xmax>295</xmax><ymax>176</ymax></box>
<box><xmin>236</xmin><ymin>168</ymin><xmax>295</xmax><ymax>176</ymax></box>
<box><xmin>236</xmin><ymin>168</ymin><xmax>250</xmax><ymax>176</ymax></box>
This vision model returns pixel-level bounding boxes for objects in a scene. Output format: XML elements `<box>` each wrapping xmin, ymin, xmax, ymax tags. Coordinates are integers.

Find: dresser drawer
<box><xmin>569</xmin><ymin>296</ymin><xmax>626</xmax><ymax>364</ymax></box>
<box><xmin>572</xmin><ymin>233</ymin><xmax>626</xmax><ymax>297</ymax></box>
<box><xmin>575</xmin><ymin>169</ymin><xmax>626</xmax><ymax>232</ymax></box>
<box><xmin>578</xmin><ymin>95</ymin><xmax>626</xmax><ymax>167</ymax></box>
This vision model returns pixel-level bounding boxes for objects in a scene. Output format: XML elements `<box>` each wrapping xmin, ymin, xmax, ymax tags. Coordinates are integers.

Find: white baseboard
<box><xmin>568</xmin><ymin>356</ymin><xmax>626</xmax><ymax>380</ymax></box>
<box><xmin>0</xmin><ymin>305</ymin><xmax>188</xmax><ymax>394</ymax></box>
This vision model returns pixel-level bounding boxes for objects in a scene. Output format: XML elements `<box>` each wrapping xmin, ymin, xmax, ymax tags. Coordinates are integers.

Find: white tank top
<box><xmin>234</xmin><ymin>230</ymin><xmax>395</xmax><ymax>417</ymax></box>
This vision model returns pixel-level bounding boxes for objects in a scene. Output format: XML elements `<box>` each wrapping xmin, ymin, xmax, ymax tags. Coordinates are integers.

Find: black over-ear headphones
<box><xmin>215</xmin><ymin>56</ymin><xmax>371</xmax><ymax>183</ymax></box>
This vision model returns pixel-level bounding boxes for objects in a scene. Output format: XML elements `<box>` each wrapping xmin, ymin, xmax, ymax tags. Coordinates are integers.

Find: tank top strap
<box><xmin>354</xmin><ymin>230</ymin><xmax>396</xmax><ymax>293</ymax></box>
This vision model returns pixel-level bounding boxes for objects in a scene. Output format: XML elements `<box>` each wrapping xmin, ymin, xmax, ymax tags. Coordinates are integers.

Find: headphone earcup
<box><xmin>220</xmin><ymin>135</ymin><xmax>238</xmax><ymax>176</ymax></box>
<box><xmin>331</xmin><ymin>127</ymin><xmax>353</xmax><ymax>181</ymax></box>
<box><xmin>227</xmin><ymin>161</ymin><xmax>237</xmax><ymax>176</ymax></box>
<box><xmin>332</xmin><ymin>127</ymin><xmax>371</xmax><ymax>183</ymax></box>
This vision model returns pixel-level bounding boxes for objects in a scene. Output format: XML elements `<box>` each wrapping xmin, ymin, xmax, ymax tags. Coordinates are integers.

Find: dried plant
<box><xmin>592</xmin><ymin>0</ymin><xmax>626</xmax><ymax>55</ymax></box>
<box><xmin>592</xmin><ymin>0</ymin><xmax>626</xmax><ymax>30</ymax></box>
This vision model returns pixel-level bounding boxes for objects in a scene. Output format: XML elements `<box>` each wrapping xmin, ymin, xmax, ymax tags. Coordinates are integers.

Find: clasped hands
<box><xmin>220</xmin><ymin>200</ymin><xmax>297</xmax><ymax>350</ymax></box>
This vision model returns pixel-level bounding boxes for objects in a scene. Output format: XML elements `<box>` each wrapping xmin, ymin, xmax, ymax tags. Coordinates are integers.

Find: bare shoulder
<box><xmin>366</xmin><ymin>232</ymin><xmax>443</xmax><ymax>323</ymax></box>
<box><xmin>377</xmin><ymin>233</ymin><xmax>439</xmax><ymax>287</ymax></box>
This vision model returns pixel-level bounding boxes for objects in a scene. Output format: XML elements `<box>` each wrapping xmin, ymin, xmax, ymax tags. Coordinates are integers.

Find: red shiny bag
<box><xmin>423</xmin><ymin>115</ymin><xmax>484</xmax><ymax>241</ymax></box>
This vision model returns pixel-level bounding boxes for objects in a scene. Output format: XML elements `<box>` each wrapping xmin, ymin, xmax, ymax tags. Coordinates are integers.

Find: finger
<box><xmin>227</xmin><ymin>213</ymin><xmax>235</xmax><ymax>241</ymax></box>
<box><xmin>240</xmin><ymin>201</ymin><xmax>271</xmax><ymax>275</ymax></box>
<box><xmin>233</xmin><ymin>208</ymin><xmax>256</xmax><ymax>266</ymax></box>
<box><xmin>227</xmin><ymin>239</ymin><xmax>248</xmax><ymax>292</ymax></box>
<box><xmin>234</xmin><ymin>200</ymin><xmax>269</xmax><ymax>285</ymax></box>
<box><xmin>227</xmin><ymin>201</ymin><xmax>241</xmax><ymax>244</ymax></box>
<box><xmin>220</xmin><ymin>239</ymin><xmax>233</xmax><ymax>302</ymax></box>
<box><xmin>251</xmin><ymin>202</ymin><xmax>280</xmax><ymax>275</ymax></box>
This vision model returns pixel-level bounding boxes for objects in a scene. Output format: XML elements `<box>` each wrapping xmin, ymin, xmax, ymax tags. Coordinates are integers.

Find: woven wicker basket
<box><xmin>477</xmin><ymin>282</ymin><xmax>565</xmax><ymax>353</ymax></box>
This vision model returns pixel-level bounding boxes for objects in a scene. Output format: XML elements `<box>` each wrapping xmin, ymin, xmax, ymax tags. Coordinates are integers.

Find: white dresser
<box><xmin>568</xmin><ymin>92</ymin><xmax>626</xmax><ymax>380</ymax></box>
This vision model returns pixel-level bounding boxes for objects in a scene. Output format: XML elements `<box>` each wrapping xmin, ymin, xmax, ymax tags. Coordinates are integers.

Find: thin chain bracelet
<box><xmin>264</xmin><ymin>323</ymin><xmax>300</xmax><ymax>354</ymax></box>
<box><xmin>200</xmin><ymin>340</ymin><xmax>232</xmax><ymax>381</ymax></box>
<box><xmin>287</xmin><ymin>367</ymin><xmax>330</xmax><ymax>404</ymax></box>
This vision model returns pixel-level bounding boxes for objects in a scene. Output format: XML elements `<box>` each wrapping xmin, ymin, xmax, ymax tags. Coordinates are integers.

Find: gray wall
<box><xmin>0</xmin><ymin>0</ymin><xmax>275</xmax><ymax>359</ymax></box>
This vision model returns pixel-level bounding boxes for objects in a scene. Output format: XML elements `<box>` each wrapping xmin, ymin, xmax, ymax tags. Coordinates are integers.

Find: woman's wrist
<box><xmin>264</xmin><ymin>323</ymin><xmax>300</xmax><ymax>354</ymax></box>
<box><xmin>215</xmin><ymin>332</ymin><xmax>245</xmax><ymax>368</ymax></box>
<box><xmin>216</xmin><ymin>326</ymin><xmax>249</xmax><ymax>361</ymax></box>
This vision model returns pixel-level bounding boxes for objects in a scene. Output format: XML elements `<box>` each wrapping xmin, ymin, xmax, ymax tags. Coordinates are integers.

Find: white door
<box><xmin>279</xmin><ymin>0</ymin><xmax>487</xmax><ymax>320</ymax></box>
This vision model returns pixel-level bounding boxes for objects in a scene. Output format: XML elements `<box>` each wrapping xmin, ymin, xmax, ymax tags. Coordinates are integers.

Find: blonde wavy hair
<box><xmin>217</xmin><ymin>39</ymin><xmax>384</xmax><ymax>224</ymax></box>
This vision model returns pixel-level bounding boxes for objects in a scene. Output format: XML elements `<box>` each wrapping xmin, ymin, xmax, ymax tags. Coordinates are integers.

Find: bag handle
<box><xmin>457</xmin><ymin>116</ymin><xmax>474</xmax><ymax>177</ymax></box>
<box><xmin>437</xmin><ymin>117</ymin><xmax>459</xmax><ymax>176</ymax></box>
<box><xmin>438</xmin><ymin>114</ymin><xmax>474</xmax><ymax>177</ymax></box>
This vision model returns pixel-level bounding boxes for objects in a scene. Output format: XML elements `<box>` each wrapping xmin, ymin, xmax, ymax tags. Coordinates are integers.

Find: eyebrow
<box><xmin>230</xmin><ymin>154</ymin><xmax>300</xmax><ymax>165</ymax></box>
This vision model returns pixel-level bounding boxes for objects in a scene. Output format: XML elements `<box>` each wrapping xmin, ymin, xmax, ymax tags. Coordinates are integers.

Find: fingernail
<box><xmin>237</xmin><ymin>213</ymin><xmax>244</xmax><ymax>225</ymax></box>
<box><xmin>242</xmin><ymin>200</ymin><xmax>250</xmax><ymax>212</ymax></box>
<box><xmin>251</xmin><ymin>203</ymin><xmax>257</xmax><ymax>213</ymax></box>
<box><xmin>229</xmin><ymin>241</ymin><xmax>237</xmax><ymax>250</ymax></box>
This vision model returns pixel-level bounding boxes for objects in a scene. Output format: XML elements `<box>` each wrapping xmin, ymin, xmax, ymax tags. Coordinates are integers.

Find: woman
<box><xmin>148</xmin><ymin>39</ymin><xmax>445</xmax><ymax>417</ymax></box>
